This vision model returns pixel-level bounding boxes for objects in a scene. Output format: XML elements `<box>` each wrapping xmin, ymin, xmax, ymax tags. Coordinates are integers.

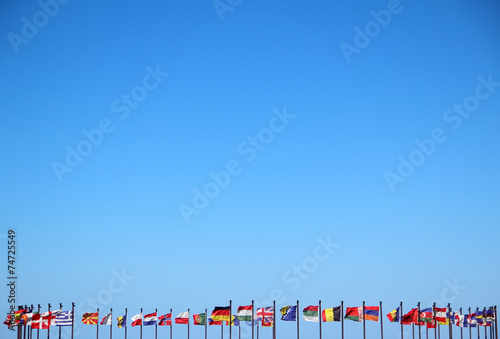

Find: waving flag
<box><xmin>117</xmin><ymin>315</ymin><xmax>126</xmax><ymax>328</ymax></box>
<box><xmin>15</xmin><ymin>310</ymin><xmax>27</xmax><ymax>325</ymax></box>
<box><xmin>211</xmin><ymin>307</ymin><xmax>230</xmax><ymax>322</ymax></box>
<box><xmin>55</xmin><ymin>311</ymin><xmax>73</xmax><ymax>326</ymax></box>
<box><xmin>435</xmin><ymin>308</ymin><xmax>448</xmax><ymax>325</ymax></box>
<box><xmin>42</xmin><ymin>310</ymin><xmax>60</xmax><ymax>329</ymax></box>
<box><xmin>467</xmin><ymin>314</ymin><xmax>476</xmax><ymax>328</ymax></box>
<box><xmin>236</xmin><ymin>306</ymin><xmax>253</xmax><ymax>321</ymax></box>
<box><xmin>345</xmin><ymin>307</ymin><xmax>362</xmax><ymax>322</ymax></box>
<box><xmin>3</xmin><ymin>315</ymin><xmax>14</xmax><ymax>327</ymax></box>
<box><xmin>303</xmin><ymin>306</ymin><xmax>319</xmax><ymax>322</ymax></box>
<box><xmin>144</xmin><ymin>312</ymin><xmax>157</xmax><ymax>326</ymax></box>
<box><xmin>401</xmin><ymin>309</ymin><xmax>418</xmax><ymax>325</ymax></box>
<box><xmin>82</xmin><ymin>312</ymin><xmax>98</xmax><ymax>325</ymax></box>
<box><xmin>387</xmin><ymin>308</ymin><xmax>400</xmax><ymax>322</ymax></box>
<box><xmin>418</xmin><ymin>308</ymin><xmax>433</xmax><ymax>324</ymax></box>
<box><xmin>193</xmin><ymin>314</ymin><xmax>206</xmax><ymax>326</ymax></box>
<box><xmin>101</xmin><ymin>312</ymin><xmax>112</xmax><ymax>326</ymax></box>
<box><xmin>175</xmin><ymin>312</ymin><xmax>189</xmax><ymax>324</ymax></box>
<box><xmin>454</xmin><ymin>313</ymin><xmax>468</xmax><ymax>327</ymax></box>
<box><xmin>322</xmin><ymin>307</ymin><xmax>341</xmax><ymax>322</ymax></box>
<box><xmin>158</xmin><ymin>313</ymin><xmax>171</xmax><ymax>326</ymax></box>
<box><xmin>31</xmin><ymin>313</ymin><xmax>41</xmax><ymax>329</ymax></box>
<box><xmin>227</xmin><ymin>316</ymin><xmax>241</xmax><ymax>326</ymax></box>
<box><xmin>281</xmin><ymin>306</ymin><xmax>297</xmax><ymax>321</ymax></box>
<box><xmin>256</xmin><ymin>307</ymin><xmax>274</xmax><ymax>325</ymax></box>
<box><xmin>209</xmin><ymin>317</ymin><xmax>222</xmax><ymax>326</ymax></box>
<box><xmin>364</xmin><ymin>306</ymin><xmax>379</xmax><ymax>321</ymax></box>
<box><xmin>131</xmin><ymin>313</ymin><xmax>142</xmax><ymax>327</ymax></box>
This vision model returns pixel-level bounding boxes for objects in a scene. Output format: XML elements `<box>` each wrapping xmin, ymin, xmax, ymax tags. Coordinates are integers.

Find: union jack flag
<box><xmin>256</xmin><ymin>307</ymin><xmax>274</xmax><ymax>326</ymax></box>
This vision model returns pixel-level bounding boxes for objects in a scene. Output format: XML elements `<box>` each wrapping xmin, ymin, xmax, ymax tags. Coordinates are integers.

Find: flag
<box><xmin>484</xmin><ymin>309</ymin><xmax>495</xmax><ymax>326</ymax></box>
<box><xmin>345</xmin><ymin>307</ymin><xmax>363</xmax><ymax>322</ymax></box>
<box><xmin>281</xmin><ymin>305</ymin><xmax>297</xmax><ymax>321</ymax></box>
<box><xmin>387</xmin><ymin>308</ymin><xmax>400</xmax><ymax>322</ymax></box>
<box><xmin>117</xmin><ymin>315</ymin><xmax>126</xmax><ymax>328</ymax></box>
<box><xmin>158</xmin><ymin>314</ymin><xmax>171</xmax><ymax>326</ymax></box>
<box><xmin>365</xmin><ymin>306</ymin><xmax>379</xmax><ymax>322</ymax></box>
<box><xmin>236</xmin><ymin>306</ymin><xmax>253</xmax><ymax>321</ymax></box>
<box><xmin>211</xmin><ymin>307</ymin><xmax>230</xmax><ymax>322</ymax></box>
<box><xmin>15</xmin><ymin>310</ymin><xmax>27</xmax><ymax>325</ymax></box>
<box><xmin>468</xmin><ymin>313</ymin><xmax>477</xmax><ymax>327</ymax></box>
<box><xmin>31</xmin><ymin>313</ymin><xmax>41</xmax><ymax>329</ymax></box>
<box><xmin>322</xmin><ymin>307</ymin><xmax>341</xmax><ymax>322</ymax></box>
<box><xmin>42</xmin><ymin>310</ymin><xmax>60</xmax><ymax>329</ymax></box>
<box><xmin>245</xmin><ymin>319</ymin><xmax>259</xmax><ymax>326</ymax></box>
<box><xmin>175</xmin><ymin>312</ymin><xmax>189</xmax><ymax>324</ymax></box>
<box><xmin>22</xmin><ymin>311</ymin><xmax>34</xmax><ymax>326</ymax></box>
<box><xmin>227</xmin><ymin>315</ymin><xmax>241</xmax><ymax>326</ymax></box>
<box><xmin>131</xmin><ymin>313</ymin><xmax>142</xmax><ymax>327</ymax></box>
<box><xmin>144</xmin><ymin>312</ymin><xmax>157</xmax><ymax>326</ymax></box>
<box><xmin>418</xmin><ymin>308</ymin><xmax>433</xmax><ymax>324</ymax></box>
<box><xmin>401</xmin><ymin>309</ymin><xmax>418</xmax><ymax>325</ymax></box>
<box><xmin>4</xmin><ymin>315</ymin><xmax>14</xmax><ymax>327</ymax></box>
<box><xmin>256</xmin><ymin>307</ymin><xmax>274</xmax><ymax>325</ymax></box>
<box><xmin>303</xmin><ymin>306</ymin><xmax>319</xmax><ymax>322</ymax></box>
<box><xmin>209</xmin><ymin>317</ymin><xmax>222</xmax><ymax>326</ymax></box>
<box><xmin>435</xmin><ymin>308</ymin><xmax>448</xmax><ymax>325</ymax></box>
<box><xmin>82</xmin><ymin>312</ymin><xmax>98</xmax><ymax>325</ymax></box>
<box><xmin>55</xmin><ymin>311</ymin><xmax>73</xmax><ymax>326</ymax></box>
<box><xmin>101</xmin><ymin>312</ymin><xmax>112</xmax><ymax>326</ymax></box>
<box><xmin>455</xmin><ymin>314</ymin><xmax>467</xmax><ymax>327</ymax></box>
<box><xmin>193</xmin><ymin>314</ymin><xmax>206</xmax><ymax>326</ymax></box>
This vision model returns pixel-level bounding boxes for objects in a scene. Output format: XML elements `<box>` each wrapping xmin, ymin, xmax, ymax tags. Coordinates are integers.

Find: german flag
<box><xmin>82</xmin><ymin>312</ymin><xmax>99</xmax><ymax>325</ymax></box>
<box><xmin>211</xmin><ymin>306</ymin><xmax>230</xmax><ymax>322</ymax></box>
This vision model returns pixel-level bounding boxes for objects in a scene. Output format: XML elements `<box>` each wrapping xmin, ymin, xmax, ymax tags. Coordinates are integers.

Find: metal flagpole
<box><xmin>252</xmin><ymin>301</ymin><xmax>255</xmax><ymax>339</ymax></box>
<box><xmin>297</xmin><ymin>300</ymin><xmax>300</xmax><ymax>339</ymax></box>
<box><xmin>341</xmin><ymin>301</ymin><xmax>344</xmax><ymax>339</ymax></box>
<box><xmin>239</xmin><ymin>324</ymin><xmax>241</xmax><ymax>339</ymax></box>
<box><xmin>97</xmin><ymin>308</ymin><xmax>100</xmax><ymax>339</ymax></box>
<box><xmin>419</xmin><ymin>302</ymin><xmax>422</xmax><ymax>339</ymax></box>
<box><xmin>381</xmin><ymin>301</ymin><xmax>384</xmax><ymax>339</ymax></box>
<box><xmin>229</xmin><ymin>301</ymin><xmax>232</xmax><ymax>339</ymax></box>
<box><xmin>319</xmin><ymin>300</ymin><xmax>322</xmax><ymax>339</ymax></box>
<box><xmin>205</xmin><ymin>309</ymin><xmax>208</xmax><ymax>339</ymax></box>
<box><xmin>110</xmin><ymin>308</ymin><xmax>113</xmax><ymax>339</ymax></box>
<box><xmin>125</xmin><ymin>308</ymin><xmax>128</xmax><ymax>339</ymax></box>
<box><xmin>434</xmin><ymin>304</ymin><xmax>437</xmax><ymax>339</ymax></box>
<box><xmin>401</xmin><ymin>302</ymin><xmax>404</xmax><ymax>339</ymax></box>
<box><xmin>477</xmin><ymin>308</ymin><xmax>480</xmax><ymax>339</ymax></box>
<box><xmin>273</xmin><ymin>301</ymin><xmax>276</xmax><ymax>339</ymax></box>
<box><xmin>24</xmin><ymin>305</ymin><xmax>27</xmax><ymax>339</ymax></box>
<box><xmin>469</xmin><ymin>308</ymin><xmax>472</xmax><ymax>339</ymax></box>
<box><xmin>155</xmin><ymin>309</ymin><xmax>157</xmax><ymax>339</ymax></box>
<box><xmin>460</xmin><ymin>308</ymin><xmax>463</xmax><ymax>339</ymax></box>
<box><xmin>494</xmin><ymin>306</ymin><xmax>498</xmax><ymax>339</ymax></box>
<box><xmin>38</xmin><ymin>304</ymin><xmax>41</xmax><ymax>339</ymax></box>
<box><xmin>484</xmin><ymin>308</ymin><xmax>487</xmax><ymax>339</ymax></box>
<box><xmin>256</xmin><ymin>322</ymin><xmax>258</xmax><ymax>339</ymax></box>
<box><xmin>17</xmin><ymin>305</ymin><xmax>22</xmax><ymax>339</ymax></box>
<box><xmin>363</xmin><ymin>302</ymin><xmax>366</xmax><ymax>339</ymax></box>
<box><xmin>48</xmin><ymin>303</ymin><xmax>51</xmax><ymax>339</ymax></box>
<box><xmin>59</xmin><ymin>303</ymin><xmax>62</xmax><ymax>339</ymax></box>
<box><xmin>188</xmin><ymin>308</ymin><xmax>190</xmax><ymax>339</ymax></box>
<box><xmin>31</xmin><ymin>304</ymin><xmax>34</xmax><ymax>339</ymax></box>
<box><xmin>140</xmin><ymin>308</ymin><xmax>142</xmax><ymax>339</ymax></box>
<box><xmin>71</xmin><ymin>303</ymin><xmax>75</xmax><ymax>339</ymax></box>
<box><xmin>221</xmin><ymin>323</ymin><xmax>223</xmax><ymax>339</ymax></box>
<box><xmin>413</xmin><ymin>324</ymin><xmax>415</xmax><ymax>339</ymax></box>
<box><xmin>449</xmin><ymin>304</ymin><xmax>452</xmax><ymax>339</ymax></box>
<box><xmin>170</xmin><ymin>309</ymin><xmax>172</xmax><ymax>339</ymax></box>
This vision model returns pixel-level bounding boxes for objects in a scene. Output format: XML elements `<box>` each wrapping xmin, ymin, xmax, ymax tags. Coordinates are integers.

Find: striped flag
<box><xmin>55</xmin><ymin>311</ymin><xmax>73</xmax><ymax>326</ymax></box>
<box><xmin>101</xmin><ymin>312</ymin><xmax>112</xmax><ymax>326</ymax></box>
<box><xmin>236</xmin><ymin>306</ymin><xmax>252</xmax><ymax>321</ymax></box>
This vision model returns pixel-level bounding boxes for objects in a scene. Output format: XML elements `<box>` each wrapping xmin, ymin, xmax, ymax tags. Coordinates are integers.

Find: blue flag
<box><xmin>280</xmin><ymin>305</ymin><xmax>297</xmax><ymax>321</ymax></box>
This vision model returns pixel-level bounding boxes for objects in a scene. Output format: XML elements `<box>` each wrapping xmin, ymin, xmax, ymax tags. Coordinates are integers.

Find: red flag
<box><xmin>402</xmin><ymin>308</ymin><xmax>418</xmax><ymax>325</ymax></box>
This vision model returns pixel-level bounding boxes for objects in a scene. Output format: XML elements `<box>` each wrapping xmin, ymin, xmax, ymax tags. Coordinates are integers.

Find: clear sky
<box><xmin>1</xmin><ymin>0</ymin><xmax>499</xmax><ymax>338</ymax></box>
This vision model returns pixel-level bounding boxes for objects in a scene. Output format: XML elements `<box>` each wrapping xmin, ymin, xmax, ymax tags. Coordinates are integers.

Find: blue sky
<box><xmin>1</xmin><ymin>0</ymin><xmax>499</xmax><ymax>338</ymax></box>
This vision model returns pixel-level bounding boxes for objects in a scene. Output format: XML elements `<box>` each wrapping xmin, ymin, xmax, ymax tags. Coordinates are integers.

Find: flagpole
<box><xmin>363</xmin><ymin>301</ymin><xmax>366</xmax><ymax>339</ymax></box>
<box><xmin>188</xmin><ymin>308</ymin><xmax>190</xmax><ymax>339</ymax></box>
<box><xmin>469</xmin><ymin>308</ymin><xmax>472</xmax><ymax>339</ymax></box>
<box><xmin>71</xmin><ymin>303</ymin><xmax>75</xmax><ymax>339</ymax></box>
<box><xmin>37</xmin><ymin>304</ymin><xmax>41</xmax><ymax>339</ymax></box>
<box><xmin>460</xmin><ymin>308</ymin><xmax>463</xmax><ymax>339</ymax></box>
<box><xmin>24</xmin><ymin>305</ymin><xmax>27</xmax><ymax>339</ymax></box>
<box><xmin>477</xmin><ymin>308</ymin><xmax>480</xmax><ymax>339</ymax></box>
<box><xmin>205</xmin><ymin>309</ymin><xmax>208</xmax><ymax>339</ymax></box>
<box><xmin>297</xmin><ymin>300</ymin><xmax>300</xmax><ymax>339</ymax></box>
<box><xmin>155</xmin><ymin>309</ymin><xmax>157</xmax><ymax>339</ymax></box>
<box><xmin>494</xmin><ymin>306</ymin><xmax>498</xmax><ymax>339</ymax></box>
<box><xmin>48</xmin><ymin>303</ymin><xmax>51</xmax><ymax>339</ymax></box>
<box><xmin>140</xmin><ymin>308</ymin><xmax>143</xmax><ymax>339</ymax></box>
<box><xmin>381</xmin><ymin>301</ymin><xmax>384</xmax><ymax>339</ymax></box>
<box><xmin>59</xmin><ymin>303</ymin><xmax>62</xmax><ymax>339</ymax></box>
<box><xmin>434</xmin><ymin>304</ymin><xmax>437</xmax><ymax>339</ymax></box>
<box><xmin>484</xmin><ymin>308</ymin><xmax>487</xmax><ymax>339</ymax></box>
<box><xmin>97</xmin><ymin>308</ymin><xmax>100</xmax><ymax>339</ymax></box>
<box><xmin>111</xmin><ymin>308</ymin><xmax>113</xmax><ymax>339</ymax></box>
<box><xmin>413</xmin><ymin>323</ymin><xmax>415</xmax><ymax>339</ymax></box>
<box><xmin>401</xmin><ymin>302</ymin><xmax>404</xmax><ymax>339</ymax></box>
<box><xmin>125</xmin><ymin>308</ymin><xmax>128</xmax><ymax>339</ymax></box>
<box><xmin>170</xmin><ymin>309</ymin><xmax>172</xmax><ymax>339</ymax></box>
<box><xmin>31</xmin><ymin>304</ymin><xmax>34</xmax><ymax>339</ymax></box>
<box><xmin>252</xmin><ymin>301</ymin><xmax>255</xmax><ymax>339</ymax></box>
<box><xmin>274</xmin><ymin>301</ymin><xmax>278</xmax><ymax>339</ymax></box>
<box><xmin>448</xmin><ymin>304</ymin><xmax>452</xmax><ymax>339</ymax></box>
<box><xmin>341</xmin><ymin>301</ymin><xmax>344</xmax><ymax>339</ymax></box>
<box><xmin>419</xmin><ymin>302</ymin><xmax>422</xmax><ymax>339</ymax></box>
<box><xmin>319</xmin><ymin>300</ymin><xmax>322</xmax><ymax>339</ymax></box>
<box><xmin>229</xmin><ymin>301</ymin><xmax>232</xmax><ymax>339</ymax></box>
<box><xmin>221</xmin><ymin>323</ymin><xmax>223</xmax><ymax>339</ymax></box>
